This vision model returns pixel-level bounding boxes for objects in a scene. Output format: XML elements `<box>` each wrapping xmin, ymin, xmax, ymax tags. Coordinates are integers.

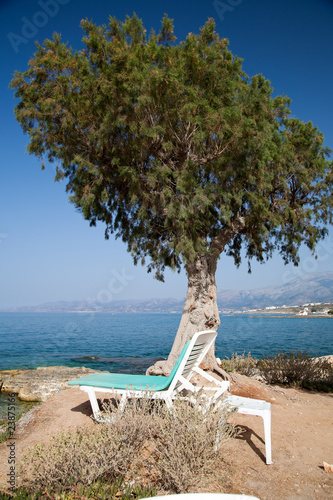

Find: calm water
<box><xmin>0</xmin><ymin>312</ymin><xmax>332</xmax><ymax>418</ymax></box>
<box><xmin>0</xmin><ymin>312</ymin><xmax>332</xmax><ymax>372</ymax></box>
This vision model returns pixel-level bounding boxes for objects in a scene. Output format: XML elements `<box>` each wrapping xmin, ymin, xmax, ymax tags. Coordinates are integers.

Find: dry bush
<box><xmin>220</xmin><ymin>352</ymin><xmax>258</xmax><ymax>377</ymax></box>
<box><xmin>20</xmin><ymin>394</ymin><xmax>236</xmax><ymax>495</ymax></box>
<box><xmin>151</xmin><ymin>396</ymin><xmax>236</xmax><ymax>493</ymax></box>
<box><xmin>21</xmin><ymin>399</ymin><xmax>154</xmax><ymax>490</ymax></box>
<box><xmin>258</xmin><ymin>351</ymin><xmax>333</xmax><ymax>391</ymax></box>
<box><xmin>21</xmin><ymin>426</ymin><xmax>121</xmax><ymax>489</ymax></box>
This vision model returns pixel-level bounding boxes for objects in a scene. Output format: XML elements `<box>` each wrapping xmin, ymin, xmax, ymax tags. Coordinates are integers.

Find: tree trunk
<box><xmin>146</xmin><ymin>254</ymin><xmax>228</xmax><ymax>379</ymax></box>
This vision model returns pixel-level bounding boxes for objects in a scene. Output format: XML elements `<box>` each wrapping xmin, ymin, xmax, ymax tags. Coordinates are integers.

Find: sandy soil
<box><xmin>0</xmin><ymin>378</ymin><xmax>332</xmax><ymax>500</ymax></box>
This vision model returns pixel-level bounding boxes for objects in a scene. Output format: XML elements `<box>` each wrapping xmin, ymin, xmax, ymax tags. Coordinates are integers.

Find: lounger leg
<box><xmin>119</xmin><ymin>393</ymin><xmax>127</xmax><ymax>412</ymax></box>
<box><xmin>165</xmin><ymin>396</ymin><xmax>174</xmax><ymax>409</ymax></box>
<box><xmin>86</xmin><ymin>388</ymin><xmax>101</xmax><ymax>421</ymax></box>
<box><xmin>263</xmin><ymin>408</ymin><xmax>272</xmax><ymax>464</ymax></box>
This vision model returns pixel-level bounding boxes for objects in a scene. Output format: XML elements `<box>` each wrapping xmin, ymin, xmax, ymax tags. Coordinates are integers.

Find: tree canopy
<box><xmin>11</xmin><ymin>14</ymin><xmax>332</xmax><ymax>282</ymax></box>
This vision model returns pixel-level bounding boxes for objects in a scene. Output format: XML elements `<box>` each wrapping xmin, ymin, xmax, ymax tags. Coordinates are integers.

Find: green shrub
<box><xmin>1</xmin><ymin>404</ymin><xmax>39</xmax><ymax>445</ymax></box>
<box><xmin>0</xmin><ymin>478</ymin><xmax>156</xmax><ymax>499</ymax></box>
<box><xmin>220</xmin><ymin>352</ymin><xmax>258</xmax><ymax>377</ymax></box>
<box><xmin>258</xmin><ymin>351</ymin><xmax>333</xmax><ymax>391</ymax></box>
<box><xmin>19</xmin><ymin>394</ymin><xmax>236</xmax><ymax>495</ymax></box>
<box><xmin>0</xmin><ymin>423</ymin><xmax>11</xmax><ymax>445</ymax></box>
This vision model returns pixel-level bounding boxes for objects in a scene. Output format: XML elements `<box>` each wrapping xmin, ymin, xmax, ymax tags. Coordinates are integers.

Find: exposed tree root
<box><xmin>147</xmin><ymin>356</ymin><xmax>230</xmax><ymax>382</ymax></box>
<box><xmin>146</xmin><ymin>359</ymin><xmax>168</xmax><ymax>377</ymax></box>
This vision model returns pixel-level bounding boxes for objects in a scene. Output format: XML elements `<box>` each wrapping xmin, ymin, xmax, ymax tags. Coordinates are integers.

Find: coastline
<box><xmin>1</xmin><ymin>353</ymin><xmax>332</xmax><ymax>405</ymax></box>
<box><xmin>243</xmin><ymin>313</ymin><xmax>333</xmax><ymax>318</ymax></box>
<box><xmin>0</xmin><ymin>366</ymin><xmax>105</xmax><ymax>404</ymax></box>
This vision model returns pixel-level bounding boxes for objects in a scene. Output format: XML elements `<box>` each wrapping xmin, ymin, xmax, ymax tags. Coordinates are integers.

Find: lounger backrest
<box><xmin>166</xmin><ymin>339</ymin><xmax>191</xmax><ymax>383</ymax></box>
<box><xmin>168</xmin><ymin>330</ymin><xmax>217</xmax><ymax>393</ymax></box>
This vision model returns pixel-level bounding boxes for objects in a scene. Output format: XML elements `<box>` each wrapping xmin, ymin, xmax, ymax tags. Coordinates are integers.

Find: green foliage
<box><xmin>219</xmin><ymin>352</ymin><xmax>258</xmax><ymax>377</ymax></box>
<box><xmin>10</xmin><ymin>14</ymin><xmax>333</xmax><ymax>279</ymax></box>
<box><xmin>0</xmin><ymin>487</ymin><xmax>44</xmax><ymax>499</ymax></box>
<box><xmin>258</xmin><ymin>351</ymin><xmax>333</xmax><ymax>392</ymax></box>
<box><xmin>19</xmin><ymin>395</ymin><xmax>235</xmax><ymax>495</ymax></box>
<box><xmin>0</xmin><ymin>404</ymin><xmax>38</xmax><ymax>445</ymax></box>
<box><xmin>0</xmin><ymin>478</ymin><xmax>156</xmax><ymax>499</ymax></box>
<box><xmin>0</xmin><ymin>426</ymin><xmax>11</xmax><ymax>445</ymax></box>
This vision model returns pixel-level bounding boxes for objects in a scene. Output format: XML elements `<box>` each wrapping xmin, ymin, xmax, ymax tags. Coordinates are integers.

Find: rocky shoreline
<box><xmin>1</xmin><ymin>356</ymin><xmax>332</xmax><ymax>403</ymax></box>
<box><xmin>0</xmin><ymin>366</ymin><xmax>105</xmax><ymax>402</ymax></box>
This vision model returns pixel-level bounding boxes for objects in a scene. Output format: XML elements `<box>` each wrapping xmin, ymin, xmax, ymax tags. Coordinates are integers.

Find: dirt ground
<box><xmin>0</xmin><ymin>376</ymin><xmax>332</xmax><ymax>500</ymax></box>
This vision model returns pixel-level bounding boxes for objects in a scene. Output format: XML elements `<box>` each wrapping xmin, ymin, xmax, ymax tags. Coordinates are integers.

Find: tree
<box><xmin>10</xmin><ymin>14</ymin><xmax>332</xmax><ymax>377</ymax></box>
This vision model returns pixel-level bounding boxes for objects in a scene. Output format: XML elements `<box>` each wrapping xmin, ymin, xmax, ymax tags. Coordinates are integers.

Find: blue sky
<box><xmin>1</xmin><ymin>0</ymin><xmax>332</xmax><ymax>309</ymax></box>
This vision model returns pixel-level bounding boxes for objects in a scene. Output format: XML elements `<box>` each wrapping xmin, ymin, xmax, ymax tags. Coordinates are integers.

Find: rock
<box><xmin>229</xmin><ymin>372</ymin><xmax>282</xmax><ymax>403</ymax></box>
<box><xmin>323</xmin><ymin>461</ymin><xmax>333</xmax><ymax>473</ymax></box>
<box><xmin>0</xmin><ymin>366</ymin><xmax>106</xmax><ymax>402</ymax></box>
<box><xmin>318</xmin><ymin>355</ymin><xmax>333</xmax><ymax>366</ymax></box>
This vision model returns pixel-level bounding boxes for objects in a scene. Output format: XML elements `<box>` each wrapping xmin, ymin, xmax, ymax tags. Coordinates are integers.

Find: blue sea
<box><xmin>0</xmin><ymin>312</ymin><xmax>332</xmax><ymax>418</ymax></box>
<box><xmin>0</xmin><ymin>312</ymin><xmax>332</xmax><ymax>372</ymax></box>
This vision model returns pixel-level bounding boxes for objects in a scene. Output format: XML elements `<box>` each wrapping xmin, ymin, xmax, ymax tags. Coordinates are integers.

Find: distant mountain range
<box><xmin>3</xmin><ymin>272</ymin><xmax>333</xmax><ymax>313</ymax></box>
<box><xmin>216</xmin><ymin>271</ymin><xmax>333</xmax><ymax>310</ymax></box>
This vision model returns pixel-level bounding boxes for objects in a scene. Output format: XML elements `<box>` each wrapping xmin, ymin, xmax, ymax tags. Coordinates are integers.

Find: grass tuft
<box><xmin>219</xmin><ymin>352</ymin><xmax>258</xmax><ymax>377</ymax></box>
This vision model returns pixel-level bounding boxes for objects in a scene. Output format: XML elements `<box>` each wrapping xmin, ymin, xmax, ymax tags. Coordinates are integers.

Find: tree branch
<box><xmin>209</xmin><ymin>216</ymin><xmax>246</xmax><ymax>256</ymax></box>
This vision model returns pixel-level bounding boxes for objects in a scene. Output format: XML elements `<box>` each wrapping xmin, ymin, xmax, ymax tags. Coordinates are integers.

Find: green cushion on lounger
<box><xmin>68</xmin><ymin>340</ymin><xmax>190</xmax><ymax>391</ymax></box>
<box><xmin>68</xmin><ymin>372</ymin><xmax>170</xmax><ymax>390</ymax></box>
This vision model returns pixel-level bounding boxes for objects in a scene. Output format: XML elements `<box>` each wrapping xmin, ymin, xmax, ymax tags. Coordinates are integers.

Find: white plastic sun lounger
<box><xmin>68</xmin><ymin>330</ymin><xmax>229</xmax><ymax>418</ymax></box>
<box><xmin>225</xmin><ymin>394</ymin><xmax>272</xmax><ymax>465</ymax></box>
<box><xmin>68</xmin><ymin>330</ymin><xmax>272</xmax><ymax>464</ymax></box>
